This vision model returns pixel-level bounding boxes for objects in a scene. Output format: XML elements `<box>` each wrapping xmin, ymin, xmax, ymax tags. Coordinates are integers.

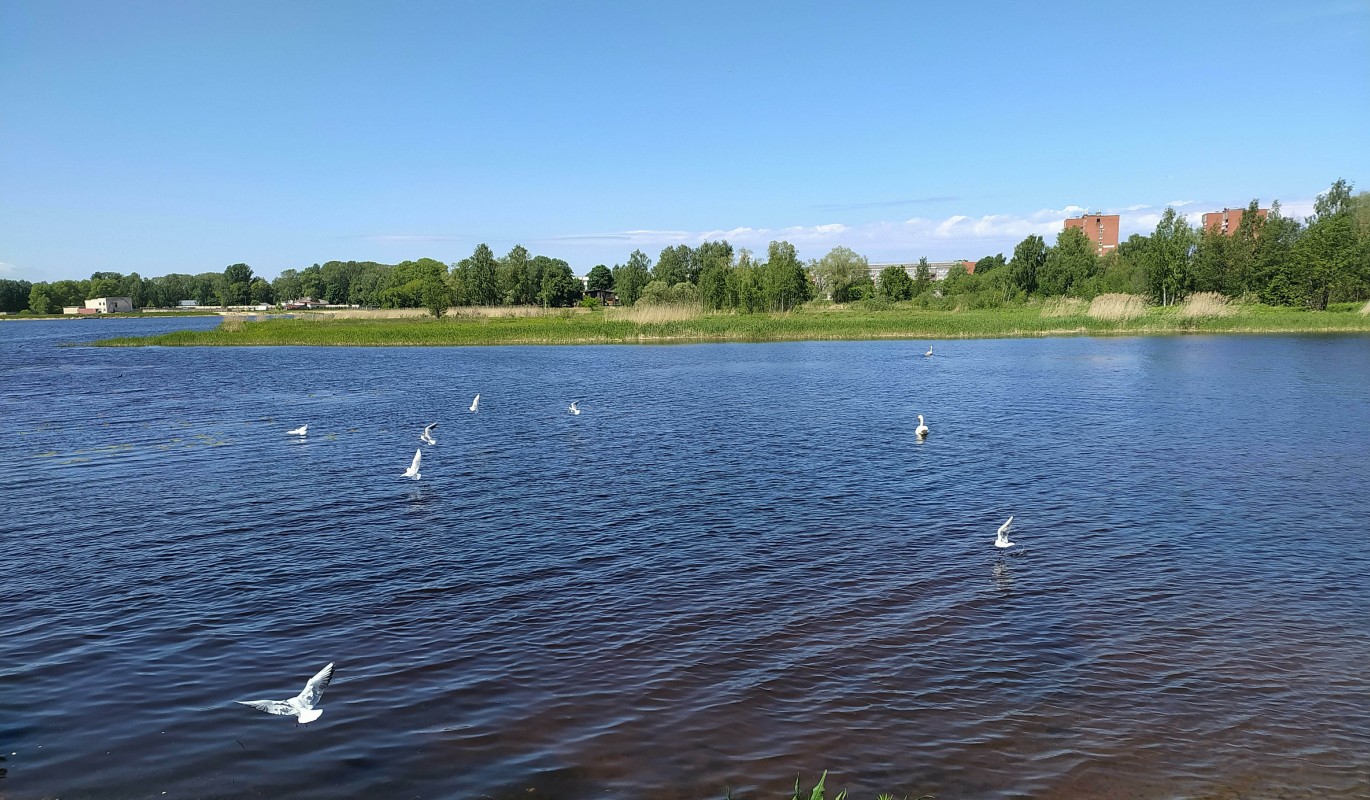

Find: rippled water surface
<box><xmin>3</xmin><ymin>318</ymin><xmax>1370</xmax><ymax>800</ymax></box>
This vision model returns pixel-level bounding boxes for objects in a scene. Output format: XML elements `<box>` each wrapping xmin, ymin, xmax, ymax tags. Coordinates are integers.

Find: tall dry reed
<box><xmin>606</xmin><ymin>304</ymin><xmax>703</xmax><ymax>324</ymax></box>
<box><xmin>1360</xmin><ymin>300</ymin><xmax>1370</xmax><ymax>316</ymax></box>
<box><xmin>1087</xmin><ymin>293</ymin><xmax>1146</xmax><ymax>321</ymax></box>
<box><xmin>1178</xmin><ymin>292</ymin><xmax>1235</xmax><ymax>318</ymax></box>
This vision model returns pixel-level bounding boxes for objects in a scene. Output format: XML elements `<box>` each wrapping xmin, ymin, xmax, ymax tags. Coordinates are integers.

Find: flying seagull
<box><xmin>236</xmin><ymin>662</ymin><xmax>335</xmax><ymax>724</ymax></box>
<box><xmin>420</xmin><ymin>422</ymin><xmax>438</xmax><ymax>445</ymax></box>
<box><xmin>995</xmin><ymin>516</ymin><xmax>1015</xmax><ymax>549</ymax></box>
<box><xmin>286</xmin><ymin>424</ymin><xmax>307</xmax><ymax>437</ymax></box>
<box><xmin>402</xmin><ymin>448</ymin><xmax>422</xmax><ymax>480</ymax></box>
<box><xmin>915</xmin><ymin>414</ymin><xmax>929</xmax><ymax>439</ymax></box>
<box><xmin>925</xmin><ymin>345</ymin><xmax>933</xmax><ymax>357</ymax></box>
<box><xmin>568</xmin><ymin>401</ymin><xmax>581</xmax><ymax>416</ymax></box>
<box><xmin>469</xmin><ymin>394</ymin><xmax>480</xmax><ymax>413</ymax></box>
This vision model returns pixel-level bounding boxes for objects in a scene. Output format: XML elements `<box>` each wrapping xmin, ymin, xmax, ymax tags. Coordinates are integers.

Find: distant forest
<box><xmin>4</xmin><ymin>179</ymin><xmax>1367</xmax><ymax>317</ymax></box>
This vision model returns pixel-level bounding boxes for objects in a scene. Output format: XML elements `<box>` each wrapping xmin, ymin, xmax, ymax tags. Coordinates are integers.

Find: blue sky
<box><xmin>2</xmin><ymin>0</ymin><xmax>1367</xmax><ymax>282</ymax></box>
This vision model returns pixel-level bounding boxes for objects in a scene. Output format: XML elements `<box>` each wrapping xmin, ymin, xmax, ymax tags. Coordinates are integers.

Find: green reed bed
<box><xmin>93</xmin><ymin>302</ymin><xmax>1370</xmax><ymax>347</ymax></box>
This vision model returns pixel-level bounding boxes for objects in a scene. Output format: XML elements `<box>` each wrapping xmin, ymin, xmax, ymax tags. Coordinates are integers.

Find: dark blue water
<box><xmin>3</xmin><ymin>317</ymin><xmax>1369</xmax><ymax>800</ymax></box>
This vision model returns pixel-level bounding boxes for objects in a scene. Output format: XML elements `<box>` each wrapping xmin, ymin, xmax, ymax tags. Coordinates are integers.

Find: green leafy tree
<box><xmin>911</xmin><ymin>257</ymin><xmax>934</xmax><ymax>297</ymax></box>
<box><xmin>761</xmin><ymin>240</ymin><xmax>810</xmax><ymax>311</ymax></box>
<box><xmin>612</xmin><ymin>249</ymin><xmax>652</xmax><ymax>306</ymax></box>
<box><xmin>498</xmin><ymin>245</ymin><xmax>534</xmax><ymax>305</ymax></box>
<box><xmin>457</xmin><ymin>244</ymin><xmax>501</xmax><ymax>306</ymax></box>
<box><xmin>699</xmin><ymin>262</ymin><xmax>731</xmax><ymax>310</ymax></box>
<box><xmin>940</xmin><ymin>263</ymin><xmax>974</xmax><ymax>296</ymax></box>
<box><xmin>1142</xmin><ymin>208</ymin><xmax>1196</xmax><ymax>305</ymax></box>
<box><xmin>272</xmin><ymin>269</ymin><xmax>304</xmax><ymax>303</ymax></box>
<box><xmin>28</xmin><ymin>283</ymin><xmax>53</xmax><ymax>314</ymax></box>
<box><xmin>222</xmin><ymin>263</ymin><xmax>254</xmax><ymax>306</ymax></box>
<box><xmin>586</xmin><ymin>264</ymin><xmax>613</xmax><ymax>293</ymax></box>
<box><xmin>348</xmin><ymin>264</ymin><xmax>389</xmax><ymax>306</ymax></box>
<box><xmin>695</xmin><ymin>240</ymin><xmax>734</xmax><ymax>277</ymax></box>
<box><xmin>1039</xmin><ymin>227</ymin><xmax>1098</xmax><ymax>296</ymax></box>
<box><xmin>87</xmin><ymin>271</ymin><xmax>122</xmax><ymax>300</ymax></box>
<box><xmin>974</xmin><ymin>254</ymin><xmax>1006</xmax><ymax>274</ymax></box>
<box><xmin>1225</xmin><ymin>199</ymin><xmax>1266</xmax><ymax>295</ymax></box>
<box><xmin>1009</xmin><ymin>235</ymin><xmax>1047</xmax><ymax>295</ymax></box>
<box><xmin>299</xmin><ymin>265</ymin><xmax>324</xmax><ymax>299</ymax></box>
<box><xmin>249</xmin><ymin>277</ymin><xmax>274</xmax><ymax>305</ymax></box>
<box><xmin>1252</xmin><ymin>202</ymin><xmax>1301</xmax><ymax>305</ymax></box>
<box><xmin>878</xmin><ymin>265</ymin><xmax>914</xmax><ymax>300</ymax></box>
<box><xmin>811</xmin><ymin>246</ymin><xmax>871</xmax><ymax>303</ymax></box>
<box><xmin>422</xmin><ymin>276</ymin><xmax>451</xmax><ymax>317</ymax></box>
<box><xmin>654</xmin><ymin>244</ymin><xmax>692</xmax><ymax>286</ymax></box>
<box><xmin>0</xmin><ymin>279</ymin><xmax>32</xmax><ymax>312</ymax></box>
<box><xmin>726</xmin><ymin>263</ymin><xmax>764</xmax><ymax>312</ymax></box>
<box><xmin>1294</xmin><ymin>178</ymin><xmax>1363</xmax><ymax>309</ymax></box>
<box><xmin>538</xmin><ymin>258</ymin><xmax>583</xmax><ymax>307</ymax></box>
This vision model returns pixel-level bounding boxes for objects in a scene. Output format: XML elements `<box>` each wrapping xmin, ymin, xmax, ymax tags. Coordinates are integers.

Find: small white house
<box><xmin>86</xmin><ymin>297</ymin><xmax>134</xmax><ymax>313</ymax></box>
<box><xmin>177</xmin><ymin>299</ymin><xmax>197</xmax><ymax>308</ymax></box>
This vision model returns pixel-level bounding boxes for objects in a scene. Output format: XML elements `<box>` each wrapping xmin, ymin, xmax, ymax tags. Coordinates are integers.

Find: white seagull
<box><xmin>995</xmin><ymin>516</ymin><xmax>1016</xmax><ymax>549</ymax></box>
<box><xmin>286</xmin><ymin>424</ymin><xmax>308</xmax><ymax>437</ymax></box>
<box><xmin>915</xmin><ymin>414</ymin><xmax>929</xmax><ymax>438</ymax></box>
<box><xmin>402</xmin><ymin>448</ymin><xmax>422</xmax><ymax>480</ymax></box>
<box><xmin>236</xmin><ymin>662</ymin><xmax>335</xmax><ymax>724</ymax></box>
<box><xmin>568</xmin><ymin>401</ymin><xmax>581</xmax><ymax>416</ymax></box>
<box><xmin>925</xmin><ymin>345</ymin><xmax>934</xmax><ymax>357</ymax></box>
<box><xmin>469</xmin><ymin>394</ymin><xmax>480</xmax><ymax>413</ymax></box>
<box><xmin>420</xmin><ymin>422</ymin><xmax>438</xmax><ymax>445</ymax></box>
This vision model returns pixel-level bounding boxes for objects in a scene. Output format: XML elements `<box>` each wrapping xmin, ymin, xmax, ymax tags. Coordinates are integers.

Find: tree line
<box><xmin>5</xmin><ymin>179</ymin><xmax>1365</xmax><ymax>317</ymax></box>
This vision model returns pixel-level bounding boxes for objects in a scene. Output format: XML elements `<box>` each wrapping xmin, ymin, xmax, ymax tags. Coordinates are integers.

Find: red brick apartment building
<box><xmin>1201</xmin><ymin>207</ymin><xmax>1268</xmax><ymax>235</ymax></box>
<box><xmin>1064</xmin><ymin>214</ymin><xmax>1120</xmax><ymax>255</ymax></box>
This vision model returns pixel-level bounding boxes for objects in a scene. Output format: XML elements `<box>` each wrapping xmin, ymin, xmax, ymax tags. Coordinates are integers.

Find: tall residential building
<box><xmin>1201</xmin><ymin>207</ymin><xmax>1268</xmax><ymax>236</ymax></box>
<box><xmin>1063</xmin><ymin>214</ymin><xmax>1120</xmax><ymax>256</ymax></box>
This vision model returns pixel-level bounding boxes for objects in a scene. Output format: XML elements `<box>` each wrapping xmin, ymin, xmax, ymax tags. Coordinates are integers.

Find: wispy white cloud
<box><xmin>545</xmin><ymin>197</ymin><xmax>1323</xmax><ymax>264</ymax></box>
<box><xmin>0</xmin><ymin>261</ymin><xmax>17</xmax><ymax>276</ymax></box>
<box><xmin>813</xmin><ymin>196</ymin><xmax>960</xmax><ymax>212</ymax></box>
<box><xmin>356</xmin><ymin>234</ymin><xmax>460</xmax><ymax>243</ymax></box>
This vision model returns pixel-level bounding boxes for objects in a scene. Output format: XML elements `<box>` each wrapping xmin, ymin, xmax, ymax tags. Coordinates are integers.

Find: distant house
<box><xmin>85</xmin><ymin>297</ymin><xmax>135</xmax><ymax>313</ymax></box>
<box><xmin>1202</xmin><ymin>207</ymin><xmax>1268</xmax><ymax>235</ymax></box>
<box><xmin>282</xmin><ymin>297</ymin><xmax>328</xmax><ymax>310</ymax></box>
<box><xmin>63</xmin><ymin>306</ymin><xmax>98</xmax><ymax>315</ymax></box>
<box><xmin>586</xmin><ymin>289</ymin><xmax>619</xmax><ymax>306</ymax></box>
<box><xmin>177</xmin><ymin>299</ymin><xmax>197</xmax><ymax>308</ymax></box>
<box><xmin>1063</xmin><ymin>214</ymin><xmax>1120</xmax><ymax>256</ymax></box>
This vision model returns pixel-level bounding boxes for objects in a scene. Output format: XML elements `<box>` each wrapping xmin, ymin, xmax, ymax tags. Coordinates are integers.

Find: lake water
<box><xmin>2</xmin><ymin>317</ymin><xmax>1369</xmax><ymax>800</ymax></box>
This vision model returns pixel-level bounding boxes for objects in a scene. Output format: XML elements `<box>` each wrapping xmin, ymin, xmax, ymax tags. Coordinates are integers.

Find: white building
<box><xmin>85</xmin><ymin>297</ymin><xmax>135</xmax><ymax>313</ymax></box>
<box><xmin>867</xmin><ymin>260</ymin><xmax>973</xmax><ymax>283</ymax></box>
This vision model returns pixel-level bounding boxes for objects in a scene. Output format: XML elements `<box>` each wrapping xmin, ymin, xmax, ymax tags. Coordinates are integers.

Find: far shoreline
<box><xmin>86</xmin><ymin>299</ymin><xmax>1370</xmax><ymax>348</ymax></box>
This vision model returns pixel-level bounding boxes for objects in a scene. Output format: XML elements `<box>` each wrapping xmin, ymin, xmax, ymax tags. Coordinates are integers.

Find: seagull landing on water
<box><xmin>925</xmin><ymin>345</ymin><xmax>934</xmax><ymax>357</ymax></box>
<box><xmin>402</xmin><ymin>448</ymin><xmax>422</xmax><ymax>480</ymax></box>
<box><xmin>568</xmin><ymin>401</ymin><xmax>581</xmax><ymax>416</ymax></box>
<box><xmin>236</xmin><ymin>662</ymin><xmax>335</xmax><ymax>724</ymax></box>
<box><xmin>286</xmin><ymin>424</ymin><xmax>307</xmax><ymax>437</ymax></box>
<box><xmin>995</xmin><ymin>516</ymin><xmax>1016</xmax><ymax>549</ymax></box>
<box><xmin>915</xmin><ymin>414</ymin><xmax>929</xmax><ymax>439</ymax></box>
<box><xmin>420</xmin><ymin>423</ymin><xmax>438</xmax><ymax>445</ymax></box>
<box><xmin>469</xmin><ymin>394</ymin><xmax>480</xmax><ymax>413</ymax></box>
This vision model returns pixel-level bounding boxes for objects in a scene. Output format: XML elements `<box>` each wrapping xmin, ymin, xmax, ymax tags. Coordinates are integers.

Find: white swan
<box><xmin>420</xmin><ymin>422</ymin><xmax>438</xmax><ymax>445</ymax></box>
<box><xmin>915</xmin><ymin>414</ymin><xmax>929</xmax><ymax>438</ymax></box>
<box><xmin>568</xmin><ymin>401</ymin><xmax>581</xmax><ymax>416</ymax></box>
<box><xmin>925</xmin><ymin>345</ymin><xmax>933</xmax><ymax>357</ymax></box>
<box><xmin>286</xmin><ymin>424</ymin><xmax>307</xmax><ymax>436</ymax></box>
<box><xmin>402</xmin><ymin>448</ymin><xmax>422</xmax><ymax>480</ymax></box>
<box><xmin>469</xmin><ymin>394</ymin><xmax>480</xmax><ymax>413</ymax></box>
<box><xmin>995</xmin><ymin>516</ymin><xmax>1015</xmax><ymax>549</ymax></box>
<box><xmin>236</xmin><ymin>662</ymin><xmax>335</xmax><ymax>724</ymax></box>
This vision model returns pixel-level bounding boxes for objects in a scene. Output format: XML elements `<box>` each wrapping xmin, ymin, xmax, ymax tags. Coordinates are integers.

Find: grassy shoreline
<box><xmin>91</xmin><ymin>299</ymin><xmax>1370</xmax><ymax>347</ymax></box>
